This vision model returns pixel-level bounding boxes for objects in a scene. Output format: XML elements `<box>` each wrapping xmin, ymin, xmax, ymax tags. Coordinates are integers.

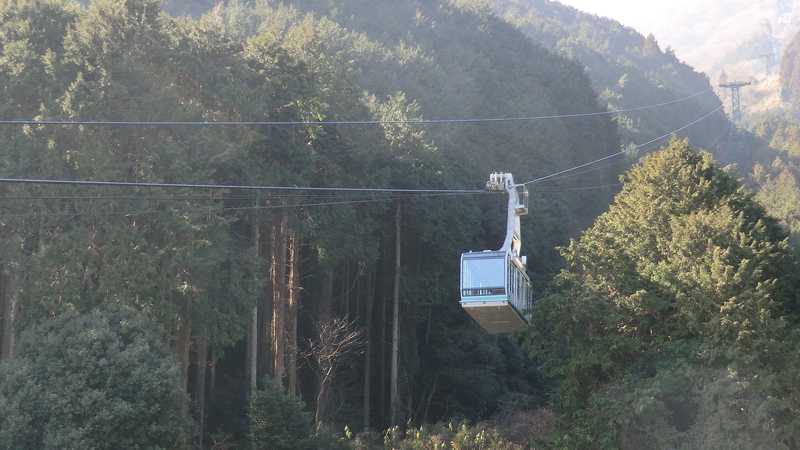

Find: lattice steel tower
<box><xmin>719</xmin><ymin>81</ymin><xmax>752</xmax><ymax>124</ymax></box>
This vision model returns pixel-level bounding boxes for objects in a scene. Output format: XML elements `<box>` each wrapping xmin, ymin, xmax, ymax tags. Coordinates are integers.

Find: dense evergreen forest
<box><xmin>2</xmin><ymin>0</ymin><xmax>800</xmax><ymax>449</ymax></box>
<box><xmin>492</xmin><ymin>0</ymin><xmax>726</xmax><ymax>143</ymax></box>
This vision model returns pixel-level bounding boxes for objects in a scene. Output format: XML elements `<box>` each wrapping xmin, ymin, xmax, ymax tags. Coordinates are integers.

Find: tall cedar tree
<box><xmin>528</xmin><ymin>139</ymin><xmax>800</xmax><ymax>449</ymax></box>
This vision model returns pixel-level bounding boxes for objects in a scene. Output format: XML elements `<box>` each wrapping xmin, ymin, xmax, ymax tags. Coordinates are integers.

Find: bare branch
<box><xmin>304</xmin><ymin>317</ymin><xmax>366</xmax><ymax>429</ymax></box>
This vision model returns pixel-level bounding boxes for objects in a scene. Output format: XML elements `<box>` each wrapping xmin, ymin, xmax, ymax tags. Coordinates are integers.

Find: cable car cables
<box><xmin>0</xmin><ymin>177</ymin><xmax>487</xmax><ymax>194</ymax></box>
<box><xmin>0</xmin><ymin>191</ymin><xmax>485</xmax><ymax>219</ymax></box>
<box><xmin>518</xmin><ymin>104</ymin><xmax>725</xmax><ymax>186</ymax></box>
<box><xmin>0</xmin><ymin>91</ymin><xmax>724</xmax><ymax>197</ymax></box>
<box><xmin>0</xmin><ymin>89</ymin><xmax>714</xmax><ymax>127</ymax></box>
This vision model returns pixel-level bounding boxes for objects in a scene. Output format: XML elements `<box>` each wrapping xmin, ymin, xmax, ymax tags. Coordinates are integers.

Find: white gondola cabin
<box><xmin>460</xmin><ymin>173</ymin><xmax>533</xmax><ymax>334</ymax></box>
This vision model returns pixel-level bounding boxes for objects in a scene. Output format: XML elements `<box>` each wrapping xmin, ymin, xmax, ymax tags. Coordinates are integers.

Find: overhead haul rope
<box><xmin>0</xmin><ymin>89</ymin><xmax>713</xmax><ymax>127</ymax></box>
<box><xmin>519</xmin><ymin>104</ymin><xmax>725</xmax><ymax>186</ymax></box>
<box><xmin>0</xmin><ymin>178</ymin><xmax>487</xmax><ymax>194</ymax></box>
<box><xmin>0</xmin><ymin>99</ymin><xmax>723</xmax><ymax>196</ymax></box>
<box><xmin>0</xmin><ymin>192</ymin><xmax>487</xmax><ymax>219</ymax></box>
<box><xmin>536</xmin><ymin>106</ymin><xmax>733</xmax><ymax>186</ymax></box>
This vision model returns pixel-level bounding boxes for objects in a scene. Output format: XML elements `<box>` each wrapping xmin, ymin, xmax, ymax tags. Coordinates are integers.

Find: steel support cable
<box><xmin>0</xmin><ymin>100</ymin><xmax>722</xmax><ymax>195</ymax></box>
<box><xmin>530</xmin><ymin>157</ymin><xmax>626</xmax><ymax>185</ymax></box>
<box><xmin>540</xmin><ymin>111</ymin><xmax>733</xmax><ymax>185</ymax></box>
<box><xmin>0</xmin><ymin>191</ymin><xmax>489</xmax><ymax>219</ymax></box>
<box><xmin>531</xmin><ymin>182</ymin><xmax>623</xmax><ymax>192</ymax></box>
<box><xmin>530</xmin><ymin>118</ymin><xmax>729</xmax><ymax>191</ymax></box>
<box><xmin>0</xmin><ymin>177</ymin><xmax>488</xmax><ymax>194</ymax></box>
<box><xmin>0</xmin><ymin>89</ymin><xmax>713</xmax><ymax>127</ymax></box>
<box><xmin>520</xmin><ymin>104</ymin><xmax>725</xmax><ymax>186</ymax></box>
<box><xmin>0</xmin><ymin>192</ymin><xmax>424</xmax><ymax>201</ymax></box>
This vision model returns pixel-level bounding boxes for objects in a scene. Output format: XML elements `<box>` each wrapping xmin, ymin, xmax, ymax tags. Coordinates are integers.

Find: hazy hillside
<box><xmin>554</xmin><ymin>0</ymin><xmax>800</xmax><ymax>121</ymax></box>
<box><xmin>651</xmin><ymin>0</ymin><xmax>798</xmax><ymax>78</ymax></box>
<box><xmin>490</xmin><ymin>0</ymin><xmax>748</xmax><ymax>166</ymax></box>
<box><xmin>559</xmin><ymin>0</ymin><xmax>798</xmax><ymax>78</ymax></box>
<box><xmin>782</xmin><ymin>29</ymin><xmax>800</xmax><ymax>107</ymax></box>
<box><xmin>159</xmin><ymin>0</ymin><xmax>734</xmax><ymax>159</ymax></box>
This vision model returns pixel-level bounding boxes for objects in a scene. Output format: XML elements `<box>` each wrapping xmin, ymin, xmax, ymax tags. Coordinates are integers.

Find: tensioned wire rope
<box><xmin>0</xmin><ymin>104</ymin><xmax>726</xmax><ymax>199</ymax></box>
<box><xmin>0</xmin><ymin>178</ymin><xmax>487</xmax><ymax>194</ymax></box>
<box><xmin>0</xmin><ymin>192</ymin><xmax>489</xmax><ymax>219</ymax></box>
<box><xmin>0</xmin><ymin>89</ymin><xmax>714</xmax><ymax>127</ymax></box>
<box><xmin>3</xmin><ymin>88</ymin><xmax>717</xmax><ymax>176</ymax></box>
<box><xmin>536</xmin><ymin>110</ymin><xmax>733</xmax><ymax>192</ymax></box>
<box><xmin>519</xmin><ymin>104</ymin><xmax>725</xmax><ymax>186</ymax></box>
<box><xmin>528</xmin><ymin>104</ymin><xmax>733</xmax><ymax>187</ymax></box>
<box><xmin>0</xmin><ymin>192</ymin><xmax>448</xmax><ymax>201</ymax></box>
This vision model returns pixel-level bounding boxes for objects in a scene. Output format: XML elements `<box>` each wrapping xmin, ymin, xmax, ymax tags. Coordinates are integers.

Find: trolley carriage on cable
<box><xmin>460</xmin><ymin>173</ymin><xmax>533</xmax><ymax>334</ymax></box>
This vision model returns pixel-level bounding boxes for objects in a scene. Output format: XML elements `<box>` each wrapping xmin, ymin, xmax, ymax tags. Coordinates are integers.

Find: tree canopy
<box><xmin>0</xmin><ymin>306</ymin><xmax>189</xmax><ymax>450</ymax></box>
<box><xmin>3</xmin><ymin>1</ymin><xmax>799</xmax><ymax>449</ymax></box>
<box><xmin>527</xmin><ymin>139</ymin><xmax>800</xmax><ymax>449</ymax></box>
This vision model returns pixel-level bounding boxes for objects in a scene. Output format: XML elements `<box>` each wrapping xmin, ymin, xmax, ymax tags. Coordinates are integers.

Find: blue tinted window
<box><xmin>462</xmin><ymin>257</ymin><xmax>505</xmax><ymax>289</ymax></box>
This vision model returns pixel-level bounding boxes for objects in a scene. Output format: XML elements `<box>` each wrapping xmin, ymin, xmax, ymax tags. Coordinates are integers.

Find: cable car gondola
<box><xmin>460</xmin><ymin>173</ymin><xmax>533</xmax><ymax>334</ymax></box>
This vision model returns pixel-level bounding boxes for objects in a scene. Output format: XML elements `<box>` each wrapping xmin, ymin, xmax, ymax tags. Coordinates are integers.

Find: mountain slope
<box><xmin>492</xmin><ymin>0</ymin><xmax>728</xmax><ymax>151</ymax></box>
<box><xmin>781</xmin><ymin>29</ymin><xmax>800</xmax><ymax>107</ymax></box>
<box><xmin>560</xmin><ymin>0</ymin><xmax>798</xmax><ymax>78</ymax></box>
<box><xmin>217</xmin><ymin>1</ymin><xmax>621</xmax><ymax>423</ymax></box>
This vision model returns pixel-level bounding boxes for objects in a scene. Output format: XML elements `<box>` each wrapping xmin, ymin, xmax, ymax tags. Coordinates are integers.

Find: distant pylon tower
<box><xmin>719</xmin><ymin>81</ymin><xmax>752</xmax><ymax>124</ymax></box>
<box><xmin>756</xmin><ymin>52</ymin><xmax>776</xmax><ymax>74</ymax></box>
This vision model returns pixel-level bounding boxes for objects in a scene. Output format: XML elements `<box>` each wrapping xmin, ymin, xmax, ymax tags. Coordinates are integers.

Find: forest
<box><xmin>1</xmin><ymin>0</ymin><xmax>800</xmax><ymax>449</ymax></box>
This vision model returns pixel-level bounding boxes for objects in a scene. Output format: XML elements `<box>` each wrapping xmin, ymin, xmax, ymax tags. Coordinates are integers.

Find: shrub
<box><xmin>0</xmin><ymin>306</ymin><xmax>190</xmax><ymax>450</ymax></box>
<box><xmin>248</xmin><ymin>378</ymin><xmax>315</xmax><ymax>450</ymax></box>
<box><xmin>354</xmin><ymin>422</ymin><xmax>524</xmax><ymax>450</ymax></box>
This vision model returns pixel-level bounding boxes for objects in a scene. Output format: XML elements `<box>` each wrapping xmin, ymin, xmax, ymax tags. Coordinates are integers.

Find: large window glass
<box><xmin>462</xmin><ymin>257</ymin><xmax>505</xmax><ymax>291</ymax></box>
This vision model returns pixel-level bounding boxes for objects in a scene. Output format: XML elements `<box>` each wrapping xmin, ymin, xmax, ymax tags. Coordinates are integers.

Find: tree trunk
<box><xmin>355</xmin><ymin>269</ymin><xmax>361</xmax><ymax>321</ymax></box>
<box><xmin>342</xmin><ymin>261</ymin><xmax>350</xmax><ymax>318</ymax></box>
<box><xmin>379</xmin><ymin>245</ymin><xmax>389</xmax><ymax>426</ymax></box>
<box><xmin>208</xmin><ymin>351</ymin><xmax>217</xmax><ymax>410</ymax></box>
<box><xmin>0</xmin><ymin>263</ymin><xmax>4</xmax><ymax>359</ymax></box>
<box><xmin>247</xmin><ymin>305</ymin><xmax>258</xmax><ymax>394</ymax></box>
<box><xmin>286</xmin><ymin>231</ymin><xmax>299</xmax><ymax>396</ymax></box>
<box><xmin>259</xmin><ymin>212</ymin><xmax>274</xmax><ymax>380</ymax></box>
<box><xmin>319</xmin><ymin>266</ymin><xmax>334</xmax><ymax>325</ymax></box>
<box><xmin>422</xmin><ymin>374</ymin><xmax>439</xmax><ymax>424</ymax></box>
<box><xmin>315</xmin><ymin>265</ymin><xmax>334</xmax><ymax>422</ymax></box>
<box><xmin>272</xmin><ymin>210</ymin><xmax>289</xmax><ymax>385</ymax></box>
<box><xmin>315</xmin><ymin>381</ymin><xmax>328</xmax><ymax>431</ymax></box>
<box><xmin>0</xmin><ymin>263</ymin><xmax>17</xmax><ymax>360</ymax></box>
<box><xmin>248</xmin><ymin>205</ymin><xmax>261</xmax><ymax>395</ymax></box>
<box><xmin>176</xmin><ymin>296</ymin><xmax>193</xmax><ymax>393</ymax></box>
<box><xmin>390</xmin><ymin>202</ymin><xmax>401</xmax><ymax>426</ymax></box>
<box><xmin>363</xmin><ymin>270</ymin><xmax>374</xmax><ymax>431</ymax></box>
<box><xmin>193</xmin><ymin>336</ymin><xmax>208</xmax><ymax>450</ymax></box>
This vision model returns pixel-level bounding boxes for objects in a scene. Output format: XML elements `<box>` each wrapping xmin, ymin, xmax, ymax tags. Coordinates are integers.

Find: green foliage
<box><xmin>492</xmin><ymin>0</ymin><xmax>728</xmax><ymax>151</ymax></box>
<box><xmin>10</xmin><ymin>0</ymin><xmax>799</xmax><ymax>447</ymax></box>
<box><xmin>95</xmin><ymin>0</ymin><xmax>617</xmax><ymax>428</ymax></box>
<box><xmin>247</xmin><ymin>378</ymin><xmax>314</xmax><ymax>450</ymax></box>
<box><xmin>0</xmin><ymin>306</ymin><xmax>190</xmax><ymax>450</ymax></box>
<box><xmin>346</xmin><ymin>423</ymin><xmax>524</xmax><ymax>450</ymax></box>
<box><xmin>750</xmin><ymin>110</ymin><xmax>800</xmax><ymax>158</ymax></box>
<box><xmin>748</xmin><ymin>109</ymin><xmax>800</xmax><ymax>250</ymax></box>
<box><xmin>565</xmin><ymin>138</ymin><xmax>788</xmax><ymax>349</ymax></box>
<box><xmin>527</xmin><ymin>139</ymin><xmax>800</xmax><ymax>448</ymax></box>
<box><xmin>753</xmin><ymin>159</ymin><xmax>800</xmax><ymax>246</ymax></box>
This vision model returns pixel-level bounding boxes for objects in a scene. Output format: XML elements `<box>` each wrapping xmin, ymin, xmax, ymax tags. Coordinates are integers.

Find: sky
<box><xmin>556</xmin><ymin>0</ymin><xmax>754</xmax><ymax>45</ymax></box>
<box><xmin>556</xmin><ymin>0</ymin><xmax>749</xmax><ymax>32</ymax></box>
<box><xmin>556</xmin><ymin>0</ymin><xmax>675</xmax><ymax>31</ymax></box>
